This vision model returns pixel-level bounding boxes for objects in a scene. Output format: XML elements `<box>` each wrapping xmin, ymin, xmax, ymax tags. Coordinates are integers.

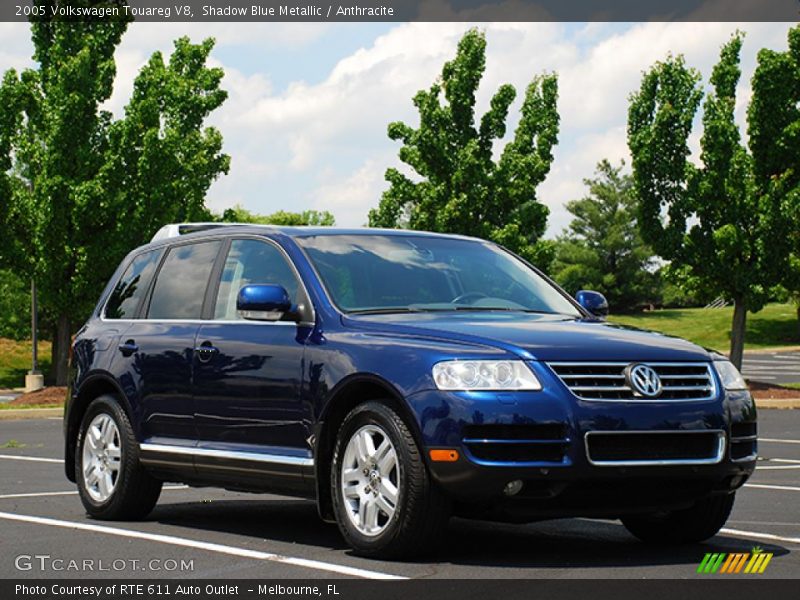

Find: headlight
<box><xmin>714</xmin><ymin>360</ymin><xmax>747</xmax><ymax>391</ymax></box>
<box><xmin>432</xmin><ymin>360</ymin><xmax>542</xmax><ymax>391</ymax></box>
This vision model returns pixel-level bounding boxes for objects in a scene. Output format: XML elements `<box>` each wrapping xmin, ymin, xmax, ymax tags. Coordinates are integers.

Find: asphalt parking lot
<box><xmin>0</xmin><ymin>414</ymin><xmax>798</xmax><ymax>580</ymax></box>
<box><xmin>742</xmin><ymin>351</ymin><xmax>800</xmax><ymax>385</ymax></box>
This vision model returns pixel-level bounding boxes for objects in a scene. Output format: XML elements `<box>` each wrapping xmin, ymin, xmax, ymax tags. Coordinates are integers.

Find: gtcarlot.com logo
<box><xmin>697</xmin><ymin>548</ymin><xmax>773</xmax><ymax>574</ymax></box>
<box><xmin>14</xmin><ymin>554</ymin><xmax>194</xmax><ymax>572</ymax></box>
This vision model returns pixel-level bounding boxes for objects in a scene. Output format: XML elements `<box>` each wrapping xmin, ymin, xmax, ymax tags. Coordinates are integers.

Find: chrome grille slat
<box><xmin>548</xmin><ymin>361</ymin><xmax>717</xmax><ymax>402</ymax></box>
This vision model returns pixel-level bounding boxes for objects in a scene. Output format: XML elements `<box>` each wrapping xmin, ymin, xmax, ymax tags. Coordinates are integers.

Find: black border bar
<box><xmin>2</xmin><ymin>0</ymin><xmax>799</xmax><ymax>22</ymax></box>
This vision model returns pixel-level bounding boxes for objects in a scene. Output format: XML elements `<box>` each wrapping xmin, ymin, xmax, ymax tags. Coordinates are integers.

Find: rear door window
<box><xmin>147</xmin><ymin>241</ymin><xmax>221</xmax><ymax>320</ymax></box>
<box><xmin>104</xmin><ymin>249</ymin><xmax>163</xmax><ymax>319</ymax></box>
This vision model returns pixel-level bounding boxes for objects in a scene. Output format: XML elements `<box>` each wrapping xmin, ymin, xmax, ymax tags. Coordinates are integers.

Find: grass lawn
<box><xmin>610</xmin><ymin>303</ymin><xmax>799</xmax><ymax>353</ymax></box>
<box><xmin>0</xmin><ymin>338</ymin><xmax>51</xmax><ymax>389</ymax></box>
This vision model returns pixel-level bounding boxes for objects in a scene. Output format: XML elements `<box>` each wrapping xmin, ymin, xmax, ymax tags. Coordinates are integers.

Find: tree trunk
<box><xmin>796</xmin><ymin>304</ymin><xmax>800</xmax><ymax>340</ymax></box>
<box><xmin>729</xmin><ymin>298</ymin><xmax>747</xmax><ymax>371</ymax></box>
<box><xmin>52</xmin><ymin>314</ymin><xmax>71</xmax><ymax>386</ymax></box>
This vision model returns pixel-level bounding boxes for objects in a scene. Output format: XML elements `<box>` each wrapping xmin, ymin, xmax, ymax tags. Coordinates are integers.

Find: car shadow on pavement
<box><xmin>148</xmin><ymin>497</ymin><xmax>349</xmax><ymax>550</ymax></box>
<box><xmin>432</xmin><ymin>517</ymin><xmax>789</xmax><ymax>570</ymax></box>
<box><xmin>145</xmin><ymin>497</ymin><xmax>789</xmax><ymax>569</ymax></box>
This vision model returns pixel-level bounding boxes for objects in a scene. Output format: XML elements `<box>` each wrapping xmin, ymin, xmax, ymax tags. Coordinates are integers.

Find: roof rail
<box><xmin>150</xmin><ymin>222</ymin><xmax>238</xmax><ymax>243</ymax></box>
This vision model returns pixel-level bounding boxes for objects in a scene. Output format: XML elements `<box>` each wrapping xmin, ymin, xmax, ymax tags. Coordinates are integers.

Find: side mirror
<box><xmin>237</xmin><ymin>284</ymin><xmax>292</xmax><ymax>321</ymax></box>
<box><xmin>576</xmin><ymin>290</ymin><xmax>609</xmax><ymax>318</ymax></box>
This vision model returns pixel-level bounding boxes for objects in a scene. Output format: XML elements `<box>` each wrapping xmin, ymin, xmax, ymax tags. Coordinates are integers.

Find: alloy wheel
<box><xmin>81</xmin><ymin>413</ymin><xmax>122</xmax><ymax>502</ymax></box>
<box><xmin>340</xmin><ymin>424</ymin><xmax>399</xmax><ymax>536</ymax></box>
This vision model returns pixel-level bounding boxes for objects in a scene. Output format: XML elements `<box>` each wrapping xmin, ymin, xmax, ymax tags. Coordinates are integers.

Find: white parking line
<box><xmin>0</xmin><ymin>511</ymin><xmax>405</xmax><ymax>580</ymax></box>
<box><xmin>754</xmin><ymin>465</ymin><xmax>800</xmax><ymax>470</ymax></box>
<box><xmin>745</xmin><ymin>483</ymin><xmax>800</xmax><ymax>492</ymax></box>
<box><xmin>0</xmin><ymin>491</ymin><xmax>76</xmax><ymax>499</ymax></box>
<box><xmin>0</xmin><ymin>485</ymin><xmax>188</xmax><ymax>500</ymax></box>
<box><xmin>721</xmin><ymin>527</ymin><xmax>800</xmax><ymax>545</ymax></box>
<box><xmin>0</xmin><ymin>454</ymin><xmax>61</xmax><ymax>463</ymax></box>
<box><xmin>760</xmin><ymin>438</ymin><xmax>800</xmax><ymax>445</ymax></box>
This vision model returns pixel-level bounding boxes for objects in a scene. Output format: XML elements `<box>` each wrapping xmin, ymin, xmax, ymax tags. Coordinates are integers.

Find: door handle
<box><xmin>195</xmin><ymin>342</ymin><xmax>219</xmax><ymax>363</ymax></box>
<box><xmin>118</xmin><ymin>340</ymin><xmax>138</xmax><ymax>356</ymax></box>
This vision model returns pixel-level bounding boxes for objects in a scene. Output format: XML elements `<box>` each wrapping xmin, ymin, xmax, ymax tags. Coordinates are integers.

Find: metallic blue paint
<box><xmin>575</xmin><ymin>289</ymin><xmax>609</xmax><ymax>317</ymax></box>
<box><xmin>237</xmin><ymin>283</ymin><xmax>291</xmax><ymax>313</ymax></box>
<box><xmin>66</xmin><ymin>226</ymin><xmax>756</xmax><ymax>515</ymax></box>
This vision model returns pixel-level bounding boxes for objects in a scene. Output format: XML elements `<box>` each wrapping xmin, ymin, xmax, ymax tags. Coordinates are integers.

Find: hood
<box><xmin>341</xmin><ymin>312</ymin><xmax>711</xmax><ymax>362</ymax></box>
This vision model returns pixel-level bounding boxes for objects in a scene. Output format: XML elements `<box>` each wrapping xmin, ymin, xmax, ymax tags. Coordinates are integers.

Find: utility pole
<box><xmin>25</xmin><ymin>279</ymin><xmax>44</xmax><ymax>393</ymax></box>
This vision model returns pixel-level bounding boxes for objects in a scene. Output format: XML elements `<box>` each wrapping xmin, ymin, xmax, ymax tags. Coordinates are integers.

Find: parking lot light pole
<box><xmin>25</xmin><ymin>278</ymin><xmax>44</xmax><ymax>393</ymax></box>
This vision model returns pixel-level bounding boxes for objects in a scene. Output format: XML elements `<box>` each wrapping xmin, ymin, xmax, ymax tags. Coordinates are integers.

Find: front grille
<box><xmin>548</xmin><ymin>362</ymin><xmax>716</xmax><ymax>402</ymax></box>
<box><xmin>585</xmin><ymin>431</ymin><xmax>725</xmax><ymax>465</ymax></box>
<box><xmin>462</xmin><ymin>423</ymin><xmax>569</xmax><ymax>465</ymax></box>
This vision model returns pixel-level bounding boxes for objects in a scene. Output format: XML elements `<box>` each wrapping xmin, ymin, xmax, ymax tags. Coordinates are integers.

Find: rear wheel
<box><xmin>76</xmin><ymin>395</ymin><xmax>162</xmax><ymax>520</ymax></box>
<box><xmin>621</xmin><ymin>492</ymin><xmax>735</xmax><ymax>544</ymax></box>
<box><xmin>331</xmin><ymin>401</ymin><xmax>450</xmax><ymax>558</ymax></box>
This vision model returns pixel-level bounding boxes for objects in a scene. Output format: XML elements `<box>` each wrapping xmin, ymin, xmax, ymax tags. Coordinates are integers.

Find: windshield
<box><xmin>296</xmin><ymin>234</ymin><xmax>581</xmax><ymax>317</ymax></box>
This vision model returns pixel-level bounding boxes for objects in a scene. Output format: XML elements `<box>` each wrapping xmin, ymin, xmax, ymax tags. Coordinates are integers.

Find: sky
<box><xmin>0</xmin><ymin>20</ymin><xmax>794</xmax><ymax>238</ymax></box>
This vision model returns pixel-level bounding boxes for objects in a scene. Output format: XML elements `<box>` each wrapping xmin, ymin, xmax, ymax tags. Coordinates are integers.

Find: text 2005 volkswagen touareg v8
<box><xmin>65</xmin><ymin>224</ymin><xmax>757</xmax><ymax>558</ymax></box>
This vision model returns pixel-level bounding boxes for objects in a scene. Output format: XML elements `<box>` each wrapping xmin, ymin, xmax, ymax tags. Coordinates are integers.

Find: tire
<box><xmin>331</xmin><ymin>401</ymin><xmax>450</xmax><ymax>559</ymax></box>
<box><xmin>75</xmin><ymin>395</ymin><xmax>162</xmax><ymax>520</ymax></box>
<box><xmin>621</xmin><ymin>492</ymin><xmax>735</xmax><ymax>544</ymax></box>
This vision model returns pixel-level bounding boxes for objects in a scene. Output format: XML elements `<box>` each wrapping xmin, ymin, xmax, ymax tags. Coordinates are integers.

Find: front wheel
<box><xmin>331</xmin><ymin>401</ymin><xmax>450</xmax><ymax>559</ymax></box>
<box><xmin>75</xmin><ymin>395</ymin><xmax>162</xmax><ymax>520</ymax></box>
<box><xmin>621</xmin><ymin>492</ymin><xmax>735</xmax><ymax>544</ymax></box>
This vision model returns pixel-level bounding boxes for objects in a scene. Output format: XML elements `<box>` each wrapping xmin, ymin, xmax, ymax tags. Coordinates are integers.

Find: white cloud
<box><xmin>0</xmin><ymin>20</ymin><xmax>795</xmax><ymax>240</ymax></box>
<box><xmin>310</xmin><ymin>158</ymin><xmax>390</xmax><ymax>227</ymax></box>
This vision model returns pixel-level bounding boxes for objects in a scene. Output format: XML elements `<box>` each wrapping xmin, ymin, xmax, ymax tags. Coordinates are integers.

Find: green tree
<box><xmin>0</xmin><ymin>270</ymin><xmax>31</xmax><ymax>341</ymax></box>
<box><xmin>0</xmin><ymin>4</ymin><xmax>230</xmax><ymax>384</ymax></box>
<box><xmin>368</xmin><ymin>28</ymin><xmax>559</xmax><ymax>268</ymax></box>
<box><xmin>220</xmin><ymin>205</ymin><xmax>336</xmax><ymax>226</ymax></box>
<box><xmin>747</xmin><ymin>27</ymin><xmax>800</xmax><ymax>334</ymax></box>
<box><xmin>552</xmin><ymin>160</ymin><xmax>660</xmax><ymax>312</ymax></box>
<box><xmin>628</xmin><ymin>31</ymin><xmax>795</xmax><ymax>369</ymax></box>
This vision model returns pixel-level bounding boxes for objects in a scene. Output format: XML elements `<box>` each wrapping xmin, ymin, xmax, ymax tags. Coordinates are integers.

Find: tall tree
<box><xmin>369</xmin><ymin>28</ymin><xmax>559</xmax><ymax>268</ymax></box>
<box><xmin>220</xmin><ymin>205</ymin><xmax>336</xmax><ymax>226</ymax></box>
<box><xmin>552</xmin><ymin>160</ymin><xmax>659</xmax><ymax>312</ymax></box>
<box><xmin>0</xmin><ymin>4</ymin><xmax>230</xmax><ymax>384</ymax></box>
<box><xmin>748</xmin><ymin>26</ymin><xmax>800</xmax><ymax>332</ymax></box>
<box><xmin>628</xmin><ymin>32</ymin><xmax>795</xmax><ymax>369</ymax></box>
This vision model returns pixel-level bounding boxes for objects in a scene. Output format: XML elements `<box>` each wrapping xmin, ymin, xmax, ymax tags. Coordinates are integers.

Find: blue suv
<box><xmin>65</xmin><ymin>224</ymin><xmax>757</xmax><ymax>558</ymax></box>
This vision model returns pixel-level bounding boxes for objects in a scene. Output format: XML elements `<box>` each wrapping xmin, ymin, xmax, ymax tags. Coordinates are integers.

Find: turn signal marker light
<box><xmin>429</xmin><ymin>449</ymin><xmax>459</xmax><ymax>462</ymax></box>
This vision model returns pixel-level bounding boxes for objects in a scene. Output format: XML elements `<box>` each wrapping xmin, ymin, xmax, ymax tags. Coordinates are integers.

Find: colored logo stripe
<box><xmin>744</xmin><ymin>553</ymin><xmax>773</xmax><ymax>574</ymax></box>
<box><xmin>698</xmin><ymin>553</ymin><xmax>726</xmax><ymax>573</ymax></box>
<box><xmin>698</xmin><ymin>552</ymin><xmax>774</xmax><ymax>574</ymax></box>
<box><xmin>720</xmin><ymin>553</ymin><xmax>748</xmax><ymax>573</ymax></box>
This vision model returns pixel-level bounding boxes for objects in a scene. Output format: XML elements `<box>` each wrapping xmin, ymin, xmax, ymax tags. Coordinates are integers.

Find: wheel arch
<box><xmin>65</xmin><ymin>372</ymin><xmax>133</xmax><ymax>482</ymax></box>
<box><xmin>313</xmin><ymin>373</ymin><xmax>423</xmax><ymax>522</ymax></box>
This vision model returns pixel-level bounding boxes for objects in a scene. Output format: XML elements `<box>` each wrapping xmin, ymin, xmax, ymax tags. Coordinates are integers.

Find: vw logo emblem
<box><xmin>626</xmin><ymin>364</ymin><xmax>662</xmax><ymax>398</ymax></box>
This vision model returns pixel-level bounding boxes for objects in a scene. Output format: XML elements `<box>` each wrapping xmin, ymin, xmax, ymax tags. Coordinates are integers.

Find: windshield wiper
<box><xmin>347</xmin><ymin>307</ymin><xmax>426</xmax><ymax>315</ymax></box>
<box><xmin>452</xmin><ymin>306</ymin><xmax>577</xmax><ymax>317</ymax></box>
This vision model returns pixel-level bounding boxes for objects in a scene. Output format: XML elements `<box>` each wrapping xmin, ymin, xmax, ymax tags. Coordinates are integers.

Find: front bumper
<box><xmin>406</xmin><ymin>368</ymin><xmax>756</xmax><ymax>519</ymax></box>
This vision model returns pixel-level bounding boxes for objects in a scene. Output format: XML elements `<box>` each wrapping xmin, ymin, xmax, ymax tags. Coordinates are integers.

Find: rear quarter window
<box><xmin>104</xmin><ymin>249</ymin><xmax>163</xmax><ymax>319</ymax></box>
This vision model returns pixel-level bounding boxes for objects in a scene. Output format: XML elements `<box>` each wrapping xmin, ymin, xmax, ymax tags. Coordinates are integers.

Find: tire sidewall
<box><xmin>75</xmin><ymin>395</ymin><xmax>136</xmax><ymax>516</ymax></box>
<box><xmin>331</xmin><ymin>402</ymin><xmax>416</xmax><ymax>553</ymax></box>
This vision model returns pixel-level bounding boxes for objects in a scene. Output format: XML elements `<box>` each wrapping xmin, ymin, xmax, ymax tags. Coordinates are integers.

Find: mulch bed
<box><xmin>747</xmin><ymin>381</ymin><xmax>800</xmax><ymax>400</ymax></box>
<box><xmin>9</xmin><ymin>386</ymin><xmax>68</xmax><ymax>407</ymax></box>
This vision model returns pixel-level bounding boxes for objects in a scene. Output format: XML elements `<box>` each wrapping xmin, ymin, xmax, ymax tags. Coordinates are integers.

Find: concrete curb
<box><xmin>0</xmin><ymin>408</ymin><xmax>63</xmax><ymax>420</ymax></box>
<box><xmin>754</xmin><ymin>398</ymin><xmax>800</xmax><ymax>409</ymax></box>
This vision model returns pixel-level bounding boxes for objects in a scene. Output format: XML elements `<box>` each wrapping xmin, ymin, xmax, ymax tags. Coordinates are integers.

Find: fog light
<box><xmin>504</xmin><ymin>480</ymin><xmax>523</xmax><ymax>496</ymax></box>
